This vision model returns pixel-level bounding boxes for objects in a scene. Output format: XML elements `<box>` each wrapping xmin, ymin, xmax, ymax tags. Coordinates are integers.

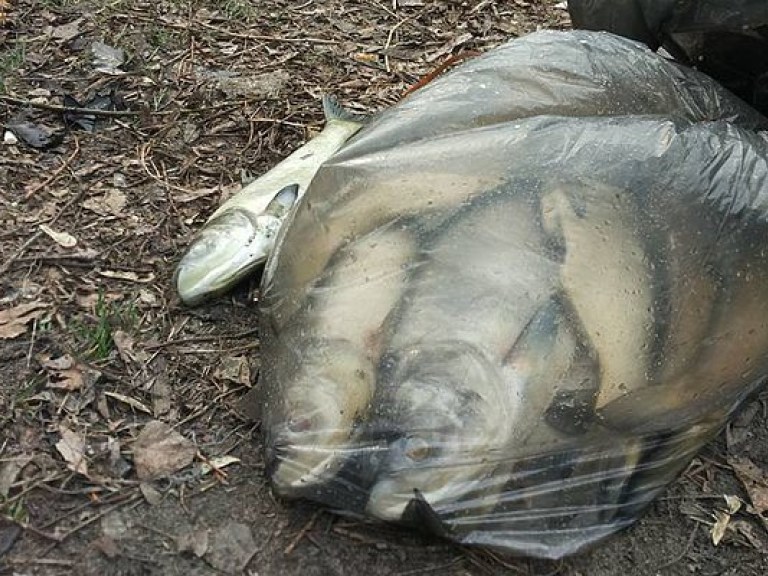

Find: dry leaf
<box><xmin>83</xmin><ymin>189</ymin><xmax>127</xmax><ymax>216</ymax></box>
<box><xmin>729</xmin><ymin>456</ymin><xmax>768</xmax><ymax>515</ymax></box>
<box><xmin>199</xmin><ymin>456</ymin><xmax>241</xmax><ymax>476</ymax></box>
<box><xmin>56</xmin><ymin>426</ymin><xmax>88</xmax><ymax>476</ymax></box>
<box><xmin>50</xmin><ymin>18</ymin><xmax>83</xmax><ymax>42</ymax></box>
<box><xmin>139</xmin><ymin>481</ymin><xmax>164</xmax><ymax>506</ymax></box>
<box><xmin>93</xmin><ymin>535</ymin><xmax>120</xmax><ymax>559</ymax></box>
<box><xmin>132</xmin><ymin>420</ymin><xmax>196</xmax><ymax>480</ymax></box>
<box><xmin>207</xmin><ymin>522</ymin><xmax>256</xmax><ymax>573</ymax></box>
<box><xmin>0</xmin><ymin>457</ymin><xmax>32</xmax><ymax>498</ymax></box>
<box><xmin>113</xmin><ymin>330</ymin><xmax>139</xmax><ymax>364</ymax></box>
<box><xmin>176</xmin><ymin>528</ymin><xmax>209</xmax><ymax>557</ymax></box>
<box><xmin>92</xmin><ymin>41</ymin><xmax>126</xmax><ymax>75</ymax></box>
<box><xmin>40</xmin><ymin>224</ymin><xmax>77</xmax><ymax>247</ymax></box>
<box><xmin>711</xmin><ymin>510</ymin><xmax>730</xmax><ymax>546</ymax></box>
<box><xmin>38</xmin><ymin>353</ymin><xmax>74</xmax><ymax>370</ymax></box>
<box><xmin>0</xmin><ymin>301</ymin><xmax>47</xmax><ymax>339</ymax></box>
<box><xmin>731</xmin><ymin>520</ymin><xmax>766</xmax><ymax>549</ymax></box>
<box><xmin>213</xmin><ymin>356</ymin><xmax>250</xmax><ymax>385</ymax></box>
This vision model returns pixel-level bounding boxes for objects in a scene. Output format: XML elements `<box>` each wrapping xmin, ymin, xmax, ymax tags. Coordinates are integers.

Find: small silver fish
<box><xmin>174</xmin><ymin>96</ymin><xmax>367</xmax><ymax>306</ymax></box>
<box><xmin>264</xmin><ymin>224</ymin><xmax>415</xmax><ymax>496</ymax></box>
<box><xmin>366</xmin><ymin>192</ymin><xmax>564</xmax><ymax>522</ymax></box>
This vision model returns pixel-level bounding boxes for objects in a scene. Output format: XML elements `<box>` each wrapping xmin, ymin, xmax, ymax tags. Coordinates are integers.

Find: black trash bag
<box><xmin>568</xmin><ymin>0</ymin><xmax>768</xmax><ymax>113</ymax></box>
<box><xmin>258</xmin><ymin>30</ymin><xmax>768</xmax><ymax>560</ymax></box>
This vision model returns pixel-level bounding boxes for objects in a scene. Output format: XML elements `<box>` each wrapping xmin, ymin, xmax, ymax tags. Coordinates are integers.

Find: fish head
<box><xmin>266</xmin><ymin>338</ymin><xmax>376</xmax><ymax>497</ymax></box>
<box><xmin>174</xmin><ymin>184</ymin><xmax>299</xmax><ymax>306</ymax></box>
<box><xmin>366</xmin><ymin>342</ymin><xmax>509</xmax><ymax>521</ymax></box>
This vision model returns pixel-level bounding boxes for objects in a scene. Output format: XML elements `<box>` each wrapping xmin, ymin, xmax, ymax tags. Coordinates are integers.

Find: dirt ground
<box><xmin>2</xmin><ymin>1</ymin><xmax>768</xmax><ymax>574</ymax></box>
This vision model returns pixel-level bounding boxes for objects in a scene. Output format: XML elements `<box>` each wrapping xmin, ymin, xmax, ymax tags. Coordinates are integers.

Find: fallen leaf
<box><xmin>82</xmin><ymin>189</ymin><xmax>127</xmax><ymax>216</ymax></box>
<box><xmin>50</xmin><ymin>18</ymin><xmax>83</xmax><ymax>42</ymax></box>
<box><xmin>0</xmin><ymin>301</ymin><xmax>47</xmax><ymax>339</ymax></box>
<box><xmin>176</xmin><ymin>528</ymin><xmax>209</xmax><ymax>557</ymax></box>
<box><xmin>56</xmin><ymin>426</ymin><xmax>88</xmax><ymax>476</ymax></box>
<box><xmin>38</xmin><ymin>353</ymin><xmax>74</xmax><ymax>371</ymax></box>
<box><xmin>711</xmin><ymin>510</ymin><xmax>730</xmax><ymax>546</ymax></box>
<box><xmin>92</xmin><ymin>41</ymin><xmax>126</xmax><ymax>75</ymax></box>
<box><xmin>731</xmin><ymin>519</ymin><xmax>767</xmax><ymax>549</ymax></box>
<box><xmin>113</xmin><ymin>330</ymin><xmax>140</xmax><ymax>364</ymax></box>
<box><xmin>213</xmin><ymin>356</ymin><xmax>250</xmax><ymax>385</ymax></box>
<box><xmin>139</xmin><ymin>482</ymin><xmax>163</xmax><ymax>506</ymax></box>
<box><xmin>7</xmin><ymin>121</ymin><xmax>64</xmax><ymax>149</ymax></box>
<box><xmin>92</xmin><ymin>535</ymin><xmax>120</xmax><ymax>559</ymax></box>
<box><xmin>724</xmin><ymin>494</ymin><xmax>743</xmax><ymax>515</ymax></box>
<box><xmin>710</xmin><ymin>495</ymin><xmax>742</xmax><ymax>545</ymax></box>
<box><xmin>207</xmin><ymin>522</ymin><xmax>256</xmax><ymax>573</ymax></box>
<box><xmin>38</xmin><ymin>353</ymin><xmax>100</xmax><ymax>391</ymax></box>
<box><xmin>0</xmin><ymin>457</ymin><xmax>32</xmax><ymax>498</ymax></box>
<box><xmin>199</xmin><ymin>456</ymin><xmax>241</xmax><ymax>476</ymax></box>
<box><xmin>729</xmin><ymin>456</ymin><xmax>768</xmax><ymax>514</ymax></box>
<box><xmin>132</xmin><ymin>420</ymin><xmax>196</xmax><ymax>480</ymax></box>
<box><xmin>40</xmin><ymin>224</ymin><xmax>77</xmax><ymax>248</ymax></box>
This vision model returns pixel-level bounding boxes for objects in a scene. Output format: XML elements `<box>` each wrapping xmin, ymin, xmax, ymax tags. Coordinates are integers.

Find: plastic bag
<box><xmin>256</xmin><ymin>31</ymin><xmax>768</xmax><ymax>559</ymax></box>
<box><xmin>568</xmin><ymin>0</ymin><xmax>768</xmax><ymax>113</ymax></box>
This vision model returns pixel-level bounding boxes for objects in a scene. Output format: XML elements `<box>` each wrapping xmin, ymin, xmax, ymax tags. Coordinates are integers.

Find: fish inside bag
<box><xmin>253</xmin><ymin>30</ymin><xmax>768</xmax><ymax>559</ymax></box>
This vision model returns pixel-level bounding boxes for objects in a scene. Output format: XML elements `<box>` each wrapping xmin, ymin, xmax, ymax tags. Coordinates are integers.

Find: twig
<box><xmin>40</xmin><ymin>492</ymin><xmax>143</xmax><ymax>557</ymax></box>
<box><xmin>284</xmin><ymin>510</ymin><xmax>321</xmax><ymax>555</ymax></box>
<box><xmin>5</xmin><ymin>557</ymin><xmax>75</xmax><ymax>567</ymax></box>
<box><xmin>383</xmin><ymin>17</ymin><xmax>410</xmax><ymax>73</ymax></box>
<box><xmin>25</xmin><ymin>136</ymin><xmax>81</xmax><ymax>199</ymax></box>
<box><xmin>0</xmin><ymin>95</ymin><xmax>139</xmax><ymax>117</ymax></box>
<box><xmin>144</xmin><ymin>328</ymin><xmax>259</xmax><ymax>350</ymax></box>
<box><xmin>0</xmin><ymin>231</ymin><xmax>43</xmax><ymax>278</ymax></box>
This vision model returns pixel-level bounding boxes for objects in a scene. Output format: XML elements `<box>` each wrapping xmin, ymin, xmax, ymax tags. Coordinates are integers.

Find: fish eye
<box><xmin>403</xmin><ymin>437</ymin><xmax>432</xmax><ymax>462</ymax></box>
<box><xmin>287</xmin><ymin>416</ymin><xmax>313</xmax><ymax>434</ymax></box>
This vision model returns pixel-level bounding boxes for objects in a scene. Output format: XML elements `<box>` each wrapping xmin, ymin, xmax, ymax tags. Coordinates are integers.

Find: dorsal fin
<box><xmin>322</xmin><ymin>94</ymin><xmax>371</xmax><ymax>125</ymax></box>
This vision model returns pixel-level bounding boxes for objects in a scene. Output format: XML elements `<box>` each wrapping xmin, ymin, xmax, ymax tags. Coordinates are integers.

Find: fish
<box><xmin>263</xmin><ymin>223</ymin><xmax>415</xmax><ymax>497</ymax></box>
<box><xmin>539</xmin><ymin>181</ymin><xmax>658</xmax><ymax>410</ymax></box>
<box><xmin>365</xmin><ymin>190</ymin><xmax>580</xmax><ymax>522</ymax></box>
<box><xmin>174</xmin><ymin>95</ymin><xmax>367</xmax><ymax>306</ymax></box>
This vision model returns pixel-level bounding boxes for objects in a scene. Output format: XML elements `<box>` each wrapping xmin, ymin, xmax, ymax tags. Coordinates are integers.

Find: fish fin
<box><xmin>322</xmin><ymin>94</ymin><xmax>371</xmax><ymax>125</ymax></box>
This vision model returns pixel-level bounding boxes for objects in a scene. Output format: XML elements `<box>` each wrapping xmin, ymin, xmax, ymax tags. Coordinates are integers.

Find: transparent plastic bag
<box><xmin>255</xmin><ymin>31</ymin><xmax>768</xmax><ymax>559</ymax></box>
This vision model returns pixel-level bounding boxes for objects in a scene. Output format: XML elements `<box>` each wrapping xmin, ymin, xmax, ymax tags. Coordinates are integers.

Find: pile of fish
<box><xmin>179</xmin><ymin>30</ymin><xmax>768</xmax><ymax>559</ymax></box>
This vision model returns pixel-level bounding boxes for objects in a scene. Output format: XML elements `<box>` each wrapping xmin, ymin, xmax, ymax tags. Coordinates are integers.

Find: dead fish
<box><xmin>366</xmin><ymin>191</ymin><xmax>574</xmax><ymax>522</ymax></box>
<box><xmin>540</xmin><ymin>181</ymin><xmax>657</xmax><ymax>410</ymax></box>
<box><xmin>174</xmin><ymin>95</ymin><xmax>367</xmax><ymax>306</ymax></box>
<box><xmin>264</xmin><ymin>223</ymin><xmax>415</xmax><ymax>496</ymax></box>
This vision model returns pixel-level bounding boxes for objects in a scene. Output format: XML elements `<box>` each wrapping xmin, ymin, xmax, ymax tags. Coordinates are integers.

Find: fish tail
<box><xmin>322</xmin><ymin>94</ymin><xmax>371</xmax><ymax>125</ymax></box>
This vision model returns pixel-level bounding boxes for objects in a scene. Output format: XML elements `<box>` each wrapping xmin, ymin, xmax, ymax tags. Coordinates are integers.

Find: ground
<box><xmin>1</xmin><ymin>1</ymin><xmax>768</xmax><ymax>574</ymax></box>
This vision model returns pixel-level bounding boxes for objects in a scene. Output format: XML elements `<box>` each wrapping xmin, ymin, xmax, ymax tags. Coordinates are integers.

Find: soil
<box><xmin>1</xmin><ymin>1</ymin><xmax>768</xmax><ymax>575</ymax></box>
